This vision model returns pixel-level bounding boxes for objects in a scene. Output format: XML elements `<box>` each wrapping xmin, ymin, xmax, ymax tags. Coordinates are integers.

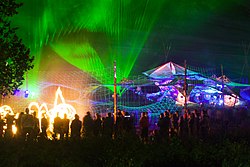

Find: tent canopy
<box><xmin>216</xmin><ymin>75</ymin><xmax>250</xmax><ymax>87</ymax></box>
<box><xmin>143</xmin><ymin>62</ymin><xmax>199</xmax><ymax>80</ymax></box>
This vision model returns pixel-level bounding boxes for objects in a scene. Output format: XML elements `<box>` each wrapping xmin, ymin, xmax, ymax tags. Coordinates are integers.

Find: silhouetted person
<box><xmin>41</xmin><ymin>113</ymin><xmax>48</xmax><ymax>139</ymax></box>
<box><xmin>172</xmin><ymin>111</ymin><xmax>179</xmax><ymax>135</ymax></box>
<box><xmin>179</xmin><ymin>115</ymin><xmax>188</xmax><ymax>140</ymax></box>
<box><xmin>93</xmin><ymin>113</ymin><xmax>102</xmax><ymax>137</ymax></box>
<box><xmin>189</xmin><ymin>113</ymin><xmax>196</xmax><ymax>137</ymax></box>
<box><xmin>103</xmin><ymin>112</ymin><xmax>114</xmax><ymax>138</ymax></box>
<box><xmin>62</xmin><ymin>114</ymin><xmax>70</xmax><ymax>140</ymax></box>
<box><xmin>157</xmin><ymin>113</ymin><xmax>165</xmax><ymax>141</ymax></box>
<box><xmin>5</xmin><ymin>113</ymin><xmax>15</xmax><ymax>138</ymax></box>
<box><xmin>71</xmin><ymin>114</ymin><xmax>82</xmax><ymax>140</ymax></box>
<box><xmin>194</xmin><ymin>109</ymin><xmax>201</xmax><ymax>137</ymax></box>
<box><xmin>114</xmin><ymin>110</ymin><xmax>123</xmax><ymax>138</ymax></box>
<box><xmin>53</xmin><ymin>113</ymin><xmax>63</xmax><ymax>140</ymax></box>
<box><xmin>0</xmin><ymin>116</ymin><xmax>5</xmax><ymax>138</ymax></box>
<box><xmin>16</xmin><ymin>112</ymin><xmax>24</xmax><ymax>138</ymax></box>
<box><xmin>139</xmin><ymin>112</ymin><xmax>149</xmax><ymax>143</ymax></box>
<box><xmin>123</xmin><ymin>112</ymin><xmax>134</xmax><ymax>135</ymax></box>
<box><xmin>200</xmin><ymin>110</ymin><xmax>210</xmax><ymax>140</ymax></box>
<box><xmin>21</xmin><ymin>108</ymin><xmax>34</xmax><ymax>140</ymax></box>
<box><xmin>83</xmin><ymin>111</ymin><xmax>93</xmax><ymax>138</ymax></box>
<box><xmin>162</xmin><ymin>111</ymin><xmax>170</xmax><ymax>140</ymax></box>
<box><xmin>32</xmin><ymin>111</ymin><xmax>39</xmax><ymax>140</ymax></box>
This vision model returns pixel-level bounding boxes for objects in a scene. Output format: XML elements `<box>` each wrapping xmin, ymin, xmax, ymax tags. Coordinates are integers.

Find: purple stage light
<box><xmin>24</xmin><ymin>90</ymin><xmax>29</xmax><ymax>98</ymax></box>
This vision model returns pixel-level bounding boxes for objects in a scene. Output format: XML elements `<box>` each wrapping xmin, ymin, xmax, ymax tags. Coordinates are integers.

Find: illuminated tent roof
<box><xmin>222</xmin><ymin>79</ymin><xmax>250</xmax><ymax>101</ymax></box>
<box><xmin>143</xmin><ymin>61</ymin><xmax>199</xmax><ymax>80</ymax></box>
<box><xmin>215</xmin><ymin>75</ymin><xmax>250</xmax><ymax>99</ymax></box>
<box><xmin>144</xmin><ymin>62</ymin><xmax>250</xmax><ymax>87</ymax></box>
<box><xmin>216</xmin><ymin>75</ymin><xmax>250</xmax><ymax>87</ymax></box>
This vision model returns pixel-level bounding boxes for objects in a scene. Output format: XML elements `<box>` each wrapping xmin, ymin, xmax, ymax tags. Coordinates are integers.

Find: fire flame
<box><xmin>0</xmin><ymin>87</ymin><xmax>76</xmax><ymax>137</ymax></box>
<box><xmin>28</xmin><ymin>87</ymin><xmax>76</xmax><ymax>136</ymax></box>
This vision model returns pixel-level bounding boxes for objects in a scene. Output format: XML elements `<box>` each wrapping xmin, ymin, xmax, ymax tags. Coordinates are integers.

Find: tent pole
<box><xmin>184</xmin><ymin>60</ymin><xmax>187</xmax><ymax>112</ymax></box>
<box><xmin>113</xmin><ymin>60</ymin><xmax>117</xmax><ymax>123</ymax></box>
<box><xmin>221</xmin><ymin>64</ymin><xmax>224</xmax><ymax>107</ymax></box>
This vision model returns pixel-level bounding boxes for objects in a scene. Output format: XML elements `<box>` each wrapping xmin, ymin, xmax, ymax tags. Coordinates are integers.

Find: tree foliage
<box><xmin>0</xmin><ymin>0</ymin><xmax>34</xmax><ymax>96</ymax></box>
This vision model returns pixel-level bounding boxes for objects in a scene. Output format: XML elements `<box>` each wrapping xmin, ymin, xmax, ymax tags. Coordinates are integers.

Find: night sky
<box><xmin>12</xmin><ymin>0</ymin><xmax>250</xmax><ymax>83</ymax></box>
<box><xmin>136</xmin><ymin>1</ymin><xmax>250</xmax><ymax>80</ymax></box>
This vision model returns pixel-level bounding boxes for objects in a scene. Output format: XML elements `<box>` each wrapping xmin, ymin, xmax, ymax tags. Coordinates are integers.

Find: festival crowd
<box><xmin>0</xmin><ymin>107</ymin><xmax>249</xmax><ymax>142</ymax></box>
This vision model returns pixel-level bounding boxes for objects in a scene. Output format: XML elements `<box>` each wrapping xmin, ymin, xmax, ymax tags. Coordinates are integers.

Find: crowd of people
<box><xmin>0</xmin><ymin>106</ymin><xmax>249</xmax><ymax>142</ymax></box>
<box><xmin>0</xmin><ymin>108</ymin><xmax>135</xmax><ymax>141</ymax></box>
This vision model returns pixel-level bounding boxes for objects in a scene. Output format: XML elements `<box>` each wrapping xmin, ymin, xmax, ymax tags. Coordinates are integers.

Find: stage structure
<box><xmin>143</xmin><ymin>61</ymin><xmax>250</xmax><ymax>108</ymax></box>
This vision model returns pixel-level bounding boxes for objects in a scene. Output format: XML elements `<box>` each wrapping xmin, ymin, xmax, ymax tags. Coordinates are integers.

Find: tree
<box><xmin>0</xmin><ymin>0</ymin><xmax>34</xmax><ymax>96</ymax></box>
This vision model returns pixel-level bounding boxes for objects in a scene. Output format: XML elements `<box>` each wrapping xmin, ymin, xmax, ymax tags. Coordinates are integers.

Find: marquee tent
<box><xmin>143</xmin><ymin>62</ymin><xmax>199</xmax><ymax>80</ymax></box>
